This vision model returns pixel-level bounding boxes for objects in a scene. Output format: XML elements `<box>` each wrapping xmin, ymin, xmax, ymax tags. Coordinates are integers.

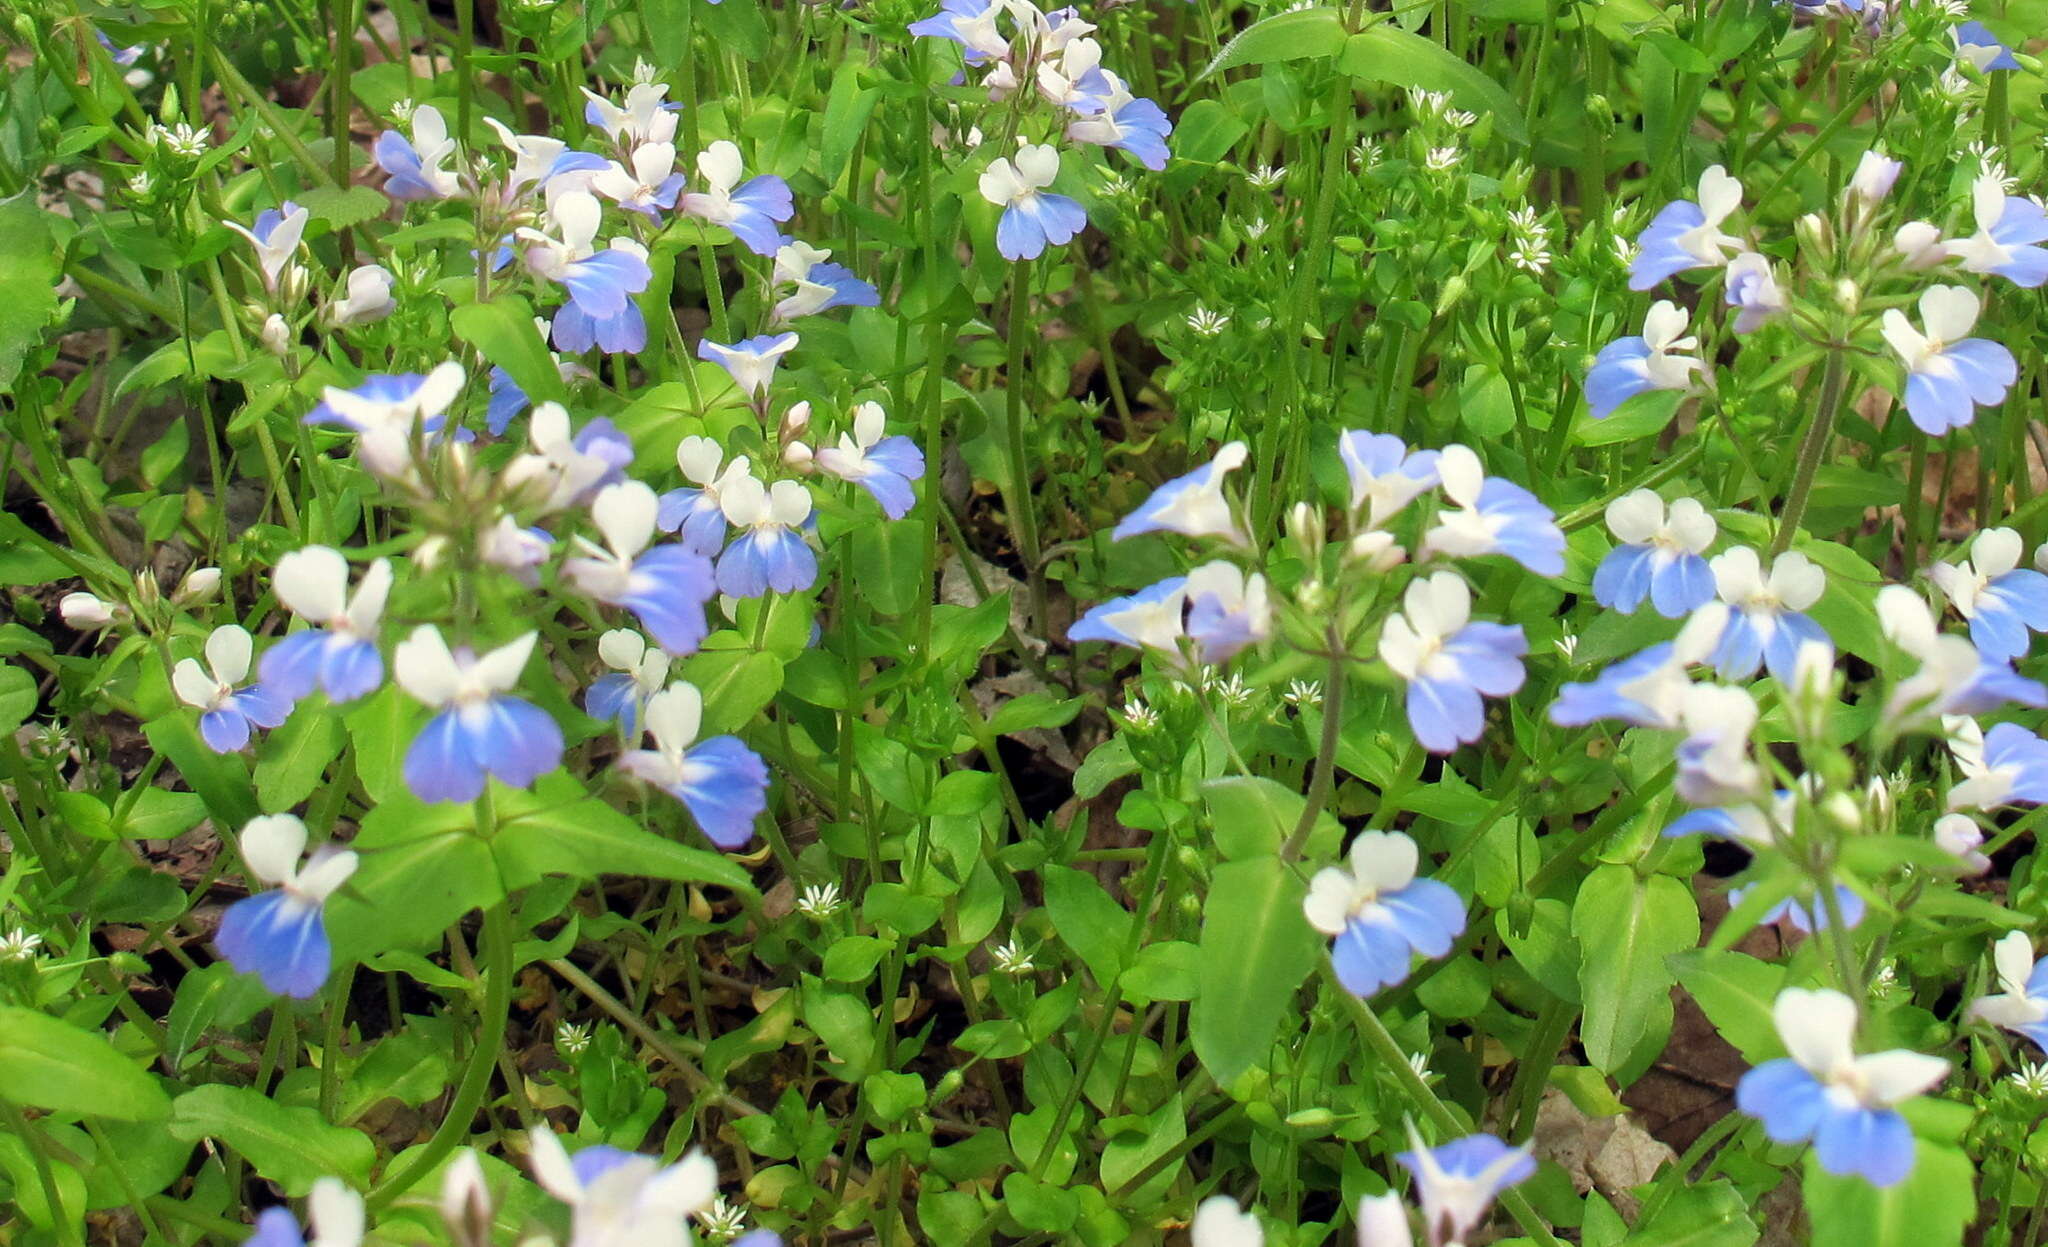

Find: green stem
<box><xmin>1770</xmin><ymin>347</ymin><xmax>1848</xmax><ymax>557</ymax></box>
<box><xmin>1280</xmin><ymin>621</ymin><xmax>1348</xmax><ymax>863</ymax></box>
<box><xmin>367</xmin><ymin>901</ymin><xmax>513</xmax><ymax>1209</ymax></box>
<box><xmin>0</xmin><ymin>1094</ymin><xmax>83</xmax><ymax>1247</ymax></box>
<box><xmin>1003</xmin><ymin>257</ymin><xmax>1047</xmax><ymax>638</ymax></box>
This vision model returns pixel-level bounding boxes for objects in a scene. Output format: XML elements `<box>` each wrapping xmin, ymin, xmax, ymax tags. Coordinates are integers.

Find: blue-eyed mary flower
<box><xmin>223</xmin><ymin>201</ymin><xmax>308</xmax><ymax>294</ymax></box>
<box><xmin>519</xmin><ymin>192</ymin><xmax>654</xmax><ymax>354</ymax></box>
<box><xmin>174</xmin><ymin>626</ymin><xmax>292</xmax><ymax>753</ymax></box>
<box><xmin>1735</xmin><ymin>987</ymin><xmax>1949</xmax><ymax>1186</ymax></box>
<box><xmin>679</xmin><ymin>140</ymin><xmax>794</xmax><ymax>256</ymax></box>
<box><xmin>1934</xmin><ymin>812</ymin><xmax>1994</xmax><ymax>875</ymax></box>
<box><xmin>1112</xmin><ymin>440</ymin><xmax>1249</xmax><ymax>543</ymax></box>
<box><xmin>1630</xmin><ymin>165</ymin><xmax>1743</xmax><ymax>289</ymax></box>
<box><xmin>1731</xmin><ymin>882</ymin><xmax>1866</xmax><ymax>934</ymax></box>
<box><xmin>1064</xmin><ymin>70</ymin><xmax>1173</xmax><ymax>170</ymax></box>
<box><xmin>504</xmin><ymin>403</ymin><xmax>634</xmax><ymax>513</ymax></box>
<box><xmin>1675</xmin><ymin>683</ymin><xmax>1763</xmax><ymax>805</ymax></box>
<box><xmin>1034</xmin><ymin>37</ymin><xmax>1111</xmax><ymax>112</ymax></box>
<box><xmin>715</xmin><ymin>476</ymin><xmax>817</xmax><ymax>597</ymax></box>
<box><xmin>980</xmin><ymin>144</ymin><xmax>1089</xmax><ymax>262</ymax></box>
<box><xmin>586</xmin><ymin>629</ymin><xmax>670</xmax><ymax>736</ymax></box>
<box><xmin>582</xmin><ymin>82</ymin><xmax>680</xmax><ymax>149</ymax></box>
<box><xmin>1421</xmin><ymin>445</ymin><xmax>1565</xmax><ymax>576</ymax></box>
<box><xmin>1945</xmin><ymin>722</ymin><xmax>2048</xmax><ymax>810</ymax></box>
<box><xmin>1706</xmin><ymin>547</ymin><xmax>1828</xmax><ymax>682</ymax></box>
<box><xmin>1929</xmin><ymin>527</ymin><xmax>2048</xmax><ymax>661</ymax></box>
<box><xmin>618</xmin><ymin>683</ymin><xmax>770</xmax><ymax>848</ymax></box>
<box><xmin>1664</xmin><ymin>784</ymin><xmax>1791</xmax><ymax>847</ymax></box>
<box><xmin>326</xmin><ymin>264</ymin><xmax>396</xmax><ymax>328</ymax></box>
<box><xmin>1948</xmin><ymin>173</ymin><xmax>2048</xmax><ymax>286</ymax></box>
<box><xmin>1394</xmin><ymin>1127</ymin><xmax>1535</xmax><ymax>1247</ymax></box>
<box><xmin>1550</xmin><ymin>604</ymin><xmax>1728</xmax><ymax>729</ymax></box>
<box><xmin>215</xmin><ymin>815</ymin><xmax>358</xmax><ymax>998</ymax></box>
<box><xmin>1183</xmin><ymin>562</ymin><xmax>1273</xmax><ymax>664</ymax></box>
<box><xmin>591</xmin><ymin>143</ymin><xmax>686</xmax><ymax>218</ymax></box>
<box><xmin>1723</xmin><ymin>251</ymin><xmax>1787</xmax><ymax>333</ymax></box>
<box><xmin>395</xmin><ymin>627</ymin><xmax>565</xmax><ymax>804</ymax></box>
<box><xmin>307</xmin><ymin>361</ymin><xmax>466</xmax><ymax>440</ymax></box>
<box><xmin>1302</xmin><ymin>831</ymin><xmax>1467</xmax><ymax>997</ymax></box>
<box><xmin>244</xmin><ymin>1177</ymin><xmax>362</xmax><ymax>1247</ymax></box>
<box><xmin>1070</xmin><ymin>576</ymin><xmax>1192</xmax><ymax>654</ymax></box>
<box><xmin>527</xmin><ymin>1126</ymin><xmax>718</xmax><ymax>1247</ymax></box>
<box><xmin>770</xmin><ymin>242</ymin><xmax>880</xmax><ymax>323</ymax></box>
<box><xmin>375</xmin><ymin>104</ymin><xmax>462</xmax><ymax>201</ymax></box>
<box><xmin>698</xmin><ymin>333</ymin><xmax>799</xmax><ymax>404</ymax></box>
<box><xmin>481</xmin><ymin>118</ymin><xmax>602</xmax><ymax>206</ymax></box>
<box><xmin>1594</xmin><ymin>490</ymin><xmax>1717</xmax><ymax>616</ymax></box>
<box><xmin>1881</xmin><ymin>284</ymin><xmax>2018</xmax><ymax>435</ymax></box>
<box><xmin>658</xmin><ymin>437</ymin><xmax>752</xmax><ymax>554</ymax></box>
<box><xmin>1586</xmin><ymin>300</ymin><xmax>1703</xmax><ymax>418</ymax></box>
<box><xmin>815</xmin><ymin>401</ymin><xmax>926</xmax><ymax>520</ymax></box>
<box><xmin>1377</xmin><ymin>571</ymin><xmax>1528</xmax><ymax>754</ymax></box>
<box><xmin>1848</xmin><ymin>150</ymin><xmax>1903</xmax><ymax>204</ymax></box>
<box><xmin>566</xmin><ymin>482</ymin><xmax>719</xmax><ymax>656</ymax></box>
<box><xmin>1953</xmin><ymin>21</ymin><xmax>2021</xmax><ymax>71</ymax></box>
<box><xmin>1337</xmin><ymin>430</ymin><xmax>1439</xmax><ymax>527</ymax></box>
<box><xmin>1877</xmin><ymin>585</ymin><xmax>2047</xmax><ymax>722</ymax></box>
<box><xmin>1967</xmin><ymin>931</ymin><xmax>2048</xmax><ymax>1051</ymax></box>
<box><xmin>261</xmin><ymin>547</ymin><xmax>391</xmax><ymax>704</ymax></box>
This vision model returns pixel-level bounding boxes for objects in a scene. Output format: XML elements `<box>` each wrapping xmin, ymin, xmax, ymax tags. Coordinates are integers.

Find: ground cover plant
<box><xmin>5</xmin><ymin>0</ymin><xmax>2048</xmax><ymax>1242</ymax></box>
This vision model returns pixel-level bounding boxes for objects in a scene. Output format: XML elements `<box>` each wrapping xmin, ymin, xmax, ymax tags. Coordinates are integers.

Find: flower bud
<box><xmin>133</xmin><ymin>568</ymin><xmax>163</xmax><ymax>611</ymax></box>
<box><xmin>1848</xmin><ymin>150</ymin><xmax>1902</xmax><ymax>203</ymax></box>
<box><xmin>1794</xmin><ymin>211</ymin><xmax>1832</xmax><ymax>256</ymax></box>
<box><xmin>1788</xmin><ymin>638</ymin><xmax>1838</xmax><ymax>742</ymax></box>
<box><xmin>782</xmin><ymin>440</ymin><xmax>814</xmax><ymax>472</ymax></box>
<box><xmin>1286</xmin><ymin>501</ymin><xmax>1325</xmax><ymax>561</ymax></box>
<box><xmin>439</xmin><ymin>1149</ymin><xmax>493</xmax><ymax>1247</ymax></box>
<box><xmin>1893</xmin><ymin>220</ymin><xmax>1948</xmax><ymax>269</ymax></box>
<box><xmin>781</xmin><ymin>399</ymin><xmax>811</xmax><ymax>440</ymax></box>
<box><xmin>1346</xmin><ymin>531</ymin><xmax>1405</xmax><ymax>572</ymax></box>
<box><xmin>1934</xmin><ymin>813</ymin><xmax>1992</xmax><ymax>875</ymax></box>
<box><xmin>59</xmin><ymin>591</ymin><xmax>115</xmax><ymax>628</ymax></box>
<box><xmin>258</xmin><ymin>313</ymin><xmax>292</xmax><ymax>356</ymax></box>
<box><xmin>176</xmin><ymin>566</ymin><xmax>221</xmax><ymax>603</ymax></box>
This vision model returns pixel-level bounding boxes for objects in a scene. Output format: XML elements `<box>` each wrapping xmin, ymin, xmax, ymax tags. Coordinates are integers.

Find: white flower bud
<box><xmin>781</xmin><ymin>399</ymin><xmax>811</xmax><ymax>440</ymax></box>
<box><xmin>259</xmin><ymin>313</ymin><xmax>292</xmax><ymax>356</ymax></box>
<box><xmin>1894</xmin><ymin>221</ymin><xmax>1948</xmax><ymax>269</ymax></box>
<box><xmin>176</xmin><ymin>566</ymin><xmax>221</xmax><ymax>603</ymax></box>
<box><xmin>1934</xmin><ymin>813</ymin><xmax>1992</xmax><ymax>875</ymax></box>
<box><xmin>782</xmin><ymin>441</ymin><xmax>814</xmax><ymax>472</ymax></box>
<box><xmin>1347</xmin><ymin>530</ymin><xmax>1405</xmax><ymax>571</ymax></box>
<box><xmin>59</xmin><ymin>592</ymin><xmax>115</xmax><ymax>627</ymax></box>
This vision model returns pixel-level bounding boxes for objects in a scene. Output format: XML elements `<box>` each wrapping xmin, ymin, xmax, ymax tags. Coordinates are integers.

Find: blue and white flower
<box><xmin>658</xmin><ymin>437</ymin><xmax>754</xmax><ymax>554</ymax></box>
<box><xmin>585</xmin><ymin>630</ymin><xmax>670</xmax><ymax>737</ymax></box>
<box><xmin>1421</xmin><ymin>445</ymin><xmax>1565</xmax><ymax>576</ymax></box>
<box><xmin>1947</xmin><ymin>721</ymin><xmax>2048</xmax><ymax>810</ymax></box>
<box><xmin>1550</xmin><ymin>604</ymin><xmax>1727</xmax><ymax>729</ymax></box>
<box><xmin>1848</xmin><ymin>150</ymin><xmax>1903</xmax><ymax>204</ymax></box>
<box><xmin>1394</xmin><ymin>1128</ymin><xmax>1535</xmax><ymax>1247</ymax></box>
<box><xmin>716</xmin><ymin>475</ymin><xmax>817</xmax><ymax>597</ymax></box>
<box><xmin>1930</xmin><ymin>527</ymin><xmax>2048</xmax><ymax>661</ymax></box>
<box><xmin>582</xmin><ymin>81</ymin><xmax>680</xmax><ymax>149</ymax></box>
<box><xmin>1934</xmin><ymin>811</ymin><xmax>1993</xmax><ymax>875</ymax></box>
<box><xmin>566</xmin><ymin>482</ymin><xmax>719</xmax><ymax>656</ymax></box>
<box><xmin>1706</xmin><ymin>547</ymin><xmax>1828</xmax><ymax>682</ymax></box>
<box><xmin>1967</xmin><ymin>932</ymin><xmax>2048</xmax><ymax>1052</ymax></box>
<box><xmin>1337</xmin><ymin>430</ymin><xmax>1439</xmax><ymax>528</ymax></box>
<box><xmin>1586</xmin><ymin>300</ymin><xmax>1703</xmax><ymax>418</ymax></box>
<box><xmin>261</xmin><ymin>547</ymin><xmax>391</xmax><ymax>704</ymax></box>
<box><xmin>527</xmin><ymin>1126</ymin><xmax>718</xmax><ymax>1247</ymax></box>
<box><xmin>307</xmin><ymin>361</ymin><xmax>467</xmax><ymax>482</ymax></box>
<box><xmin>395</xmin><ymin>628</ymin><xmax>565</xmax><ymax>804</ymax></box>
<box><xmin>505</xmin><ymin>403</ymin><xmax>635</xmax><ymax>513</ymax></box>
<box><xmin>1070</xmin><ymin>576</ymin><xmax>1191</xmax><ymax>654</ymax></box>
<box><xmin>520</xmin><ymin>191</ymin><xmax>654</xmax><ymax>354</ymax></box>
<box><xmin>699</xmin><ymin>333</ymin><xmax>799</xmax><ymax>404</ymax></box>
<box><xmin>327</xmin><ymin>263</ymin><xmax>396</xmax><ymax>327</ymax></box>
<box><xmin>679</xmin><ymin>140</ymin><xmax>794</xmax><ymax>256</ymax></box>
<box><xmin>591</xmin><ymin>142</ymin><xmax>686</xmax><ymax>218</ymax></box>
<box><xmin>907</xmin><ymin>0</ymin><xmax>1019</xmax><ymax>63</ymax></box>
<box><xmin>770</xmin><ymin>242</ymin><xmax>880</xmax><ymax>323</ymax></box>
<box><xmin>1594</xmin><ymin>490</ymin><xmax>1717</xmax><ymax>616</ymax></box>
<box><xmin>244</xmin><ymin>1177</ymin><xmax>362</xmax><ymax>1247</ymax></box>
<box><xmin>815</xmin><ymin>402</ymin><xmax>926</xmax><ymax>520</ymax></box>
<box><xmin>1302</xmin><ymin>830</ymin><xmax>1467</xmax><ymax>998</ymax></box>
<box><xmin>1183</xmin><ymin>562</ymin><xmax>1273</xmax><ymax>665</ymax></box>
<box><xmin>216</xmin><ymin>815</ymin><xmax>358</xmax><ymax>999</ymax></box>
<box><xmin>1878</xmin><ymin>585</ymin><xmax>2047</xmax><ymax>722</ymax></box>
<box><xmin>375</xmin><ymin>103</ymin><xmax>462</xmax><ymax>201</ymax></box>
<box><xmin>1948</xmin><ymin>173</ymin><xmax>2048</xmax><ymax>286</ymax></box>
<box><xmin>1731</xmin><ymin>882</ymin><xmax>1866</xmax><ymax>934</ymax></box>
<box><xmin>618</xmin><ymin>683</ymin><xmax>770</xmax><ymax>849</ymax></box>
<box><xmin>1064</xmin><ymin>70</ymin><xmax>1173</xmax><ymax>170</ymax></box>
<box><xmin>1378</xmin><ymin>571</ymin><xmax>1527</xmax><ymax>754</ymax></box>
<box><xmin>1664</xmin><ymin>784</ymin><xmax>1793</xmax><ymax>847</ymax></box>
<box><xmin>1112</xmin><ymin>441</ymin><xmax>1248</xmax><ymax>544</ymax></box>
<box><xmin>1882</xmin><ymin>284</ymin><xmax>2018</xmax><ymax>435</ymax></box>
<box><xmin>1675</xmin><ymin>683</ymin><xmax>1763</xmax><ymax>805</ymax></box>
<box><xmin>1736</xmin><ymin>987</ymin><xmax>1949</xmax><ymax>1186</ymax></box>
<box><xmin>224</xmin><ymin>201</ymin><xmax>308</xmax><ymax>294</ymax></box>
<box><xmin>979</xmin><ymin>144</ymin><xmax>1089</xmax><ymax>262</ymax></box>
<box><xmin>174</xmin><ymin>626</ymin><xmax>292</xmax><ymax>753</ymax></box>
<box><xmin>1953</xmin><ymin>21</ymin><xmax>2021</xmax><ymax>71</ymax></box>
<box><xmin>1630</xmin><ymin>165</ymin><xmax>1743</xmax><ymax>289</ymax></box>
<box><xmin>1723</xmin><ymin>251</ymin><xmax>1787</xmax><ymax>333</ymax></box>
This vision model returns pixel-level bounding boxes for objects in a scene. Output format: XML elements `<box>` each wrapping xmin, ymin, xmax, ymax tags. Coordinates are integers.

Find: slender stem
<box><xmin>368</xmin><ymin>901</ymin><xmax>513</xmax><ymax>1209</ymax></box>
<box><xmin>1003</xmin><ymin>257</ymin><xmax>1047</xmax><ymax>637</ymax></box>
<box><xmin>1771</xmin><ymin>347</ymin><xmax>1848</xmax><ymax>558</ymax></box>
<box><xmin>544</xmin><ymin>957</ymin><xmax>763</xmax><ymax>1116</ymax></box>
<box><xmin>1280</xmin><ymin>621</ymin><xmax>1348</xmax><ymax>863</ymax></box>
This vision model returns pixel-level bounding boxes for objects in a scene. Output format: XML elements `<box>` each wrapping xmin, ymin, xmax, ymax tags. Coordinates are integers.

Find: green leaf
<box><xmin>144</xmin><ymin>713</ymin><xmax>259</xmax><ymax>829</ymax></box>
<box><xmin>169</xmin><ymin>1085</ymin><xmax>374</xmax><ymax>1195</ymax></box>
<box><xmin>1336</xmin><ymin>25</ymin><xmax>1529</xmax><ymax>143</ymax></box>
<box><xmin>343</xmin><ymin>684</ymin><xmax>415</xmax><ymax>804</ymax></box>
<box><xmin>845</xmin><ymin>520</ymin><xmax>925</xmax><ymax>616</ymax></box>
<box><xmin>1624</xmin><ymin>1180</ymin><xmax>1758</xmax><ymax>1247</ymax></box>
<box><xmin>1042</xmin><ymin>866</ymin><xmax>1133</xmax><ymax>985</ymax></box>
<box><xmin>0</xmin><ymin>191</ymin><xmax>58</xmax><ymax>395</ymax></box>
<box><xmin>819</xmin><ymin>59</ymin><xmax>880</xmax><ymax>188</ymax></box>
<box><xmin>255</xmin><ymin>709</ymin><xmax>347</xmax><ymax>813</ymax></box>
<box><xmin>680</xmin><ymin>649</ymin><xmax>785</xmax><ymax>736</ymax></box>
<box><xmin>491</xmin><ymin>787</ymin><xmax>756</xmax><ymax>894</ymax></box>
<box><xmin>1169</xmin><ymin>99</ymin><xmax>1250</xmax><ymax>165</ymax></box>
<box><xmin>452</xmin><ymin>295</ymin><xmax>567</xmax><ymax>407</ymax></box>
<box><xmin>325</xmin><ymin>802</ymin><xmax>503</xmax><ymax>960</ymax></box>
<box><xmin>0</xmin><ymin>1006</ymin><xmax>171</xmax><ymax>1120</ymax></box>
<box><xmin>0</xmin><ymin>663</ymin><xmax>36</xmax><ymax>733</ymax></box>
<box><xmin>165</xmin><ymin>963</ymin><xmax>273</xmax><ymax>1067</ymax></box>
<box><xmin>295</xmin><ymin>184</ymin><xmax>392</xmax><ymax>232</ymax></box>
<box><xmin>822</xmin><ymin>934</ymin><xmax>893</xmax><ymax>982</ymax></box>
<box><xmin>1574</xmin><ymin>389</ymin><xmax>1681</xmax><ymax>446</ymax></box>
<box><xmin>1573</xmin><ymin>865</ymin><xmax>1699</xmax><ymax>1074</ymax></box>
<box><xmin>1200</xmin><ymin>8</ymin><xmax>1346</xmax><ymax>79</ymax></box>
<box><xmin>1803</xmin><ymin>1139</ymin><xmax>1973</xmax><ymax>1247</ymax></box>
<box><xmin>1669</xmin><ymin>948</ymin><xmax>1784</xmax><ymax>1065</ymax></box>
<box><xmin>1200</xmin><ymin>775</ymin><xmax>1336</xmax><ymax>860</ymax></box>
<box><xmin>1191</xmin><ymin>857</ymin><xmax>1321</xmax><ymax>1084</ymax></box>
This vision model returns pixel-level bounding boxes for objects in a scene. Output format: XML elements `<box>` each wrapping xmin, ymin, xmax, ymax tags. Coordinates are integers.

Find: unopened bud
<box><xmin>258</xmin><ymin>313</ymin><xmax>292</xmax><ymax>356</ymax></box>
<box><xmin>781</xmin><ymin>399</ymin><xmax>811</xmax><ymax>440</ymax></box>
<box><xmin>1287</xmin><ymin>502</ymin><xmax>1324</xmax><ymax>560</ymax></box>
<box><xmin>931</xmin><ymin>1069</ymin><xmax>966</xmax><ymax>1102</ymax></box>
<box><xmin>1848</xmin><ymin>150</ymin><xmax>1902</xmax><ymax>203</ymax></box>
<box><xmin>176</xmin><ymin>566</ymin><xmax>221</xmax><ymax>603</ymax></box>
<box><xmin>439</xmin><ymin>1149</ymin><xmax>494</xmax><ymax>1247</ymax></box>
<box><xmin>1894</xmin><ymin>220</ymin><xmax>1948</xmax><ymax>269</ymax></box>
<box><xmin>1794</xmin><ymin>211</ymin><xmax>1831</xmax><ymax>257</ymax></box>
<box><xmin>1346</xmin><ymin>531</ymin><xmax>1404</xmax><ymax>572</ymax></box>
<box><xmin>133</xmin><ymin>568</ymin><xmax>163</xmax><ymax>610</ymax></box>
<box><xmin>782</xmin><ymin>440</ymin><xmax>814</xmax><ymax>472</ymax></box>
<box><xmin>1433</xmin><ymin>275</ymin><xmax>1469</xmax><ymax>317</ymax></box>
<box><xmin>59</xmin><ymin>592</ymin><xmax>115</xmax><ymax>628</ymax></box>
<box><xmin>1832</xmin><ymin>278</ymin><xmax>1860</xmax><ymax>311</ymax></box>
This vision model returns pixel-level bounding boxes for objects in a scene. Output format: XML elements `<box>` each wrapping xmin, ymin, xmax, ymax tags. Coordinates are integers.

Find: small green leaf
<box><xmin>1574</xmin><ymin>865</ymin><xmax>1699</xmax><ymax>1074</ymax></box>
<box><xmin>1042</xmin><ymin>866</ymin><xmax>1133</xmax><ymax>986</ymax></box>
<box><xmin>0</xmin><ymin>191</ymin><xmax>59</xmax><ymax>395</ymax></box>
<box><xmin>1191</xmin><ymin>857</ymin><xmax>1321</xmax><ymax>1084</ymax></box>
<box><xmin>169</xmin><ymin>1085</ymin><xmax>375</xmax><ymax>1195</ymax></box>
<box><xmin>1336</xmin><ymin>24</ymin><xmax>1529</xmax><ymax>143</ymax></box>
<box><xmin>1200</xmin><ymin>8</ymin><xmax>1347</xmax><ymax>79</ymax></box>
<box><xmin>452</xmin><ymin>295</ymin><xmax>566</xmax><ymax>407</ymax></box>
<box><xmin>255</xmin><ymin>709</ymin><xmax>347</xmax><ymax>813</ymax></box>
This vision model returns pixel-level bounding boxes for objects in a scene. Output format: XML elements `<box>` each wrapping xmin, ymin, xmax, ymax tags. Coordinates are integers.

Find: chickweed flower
<box><xmin>795</xmin><ymin>882</ymin><xmax>843</xmax><ymax>920</ymax></box>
